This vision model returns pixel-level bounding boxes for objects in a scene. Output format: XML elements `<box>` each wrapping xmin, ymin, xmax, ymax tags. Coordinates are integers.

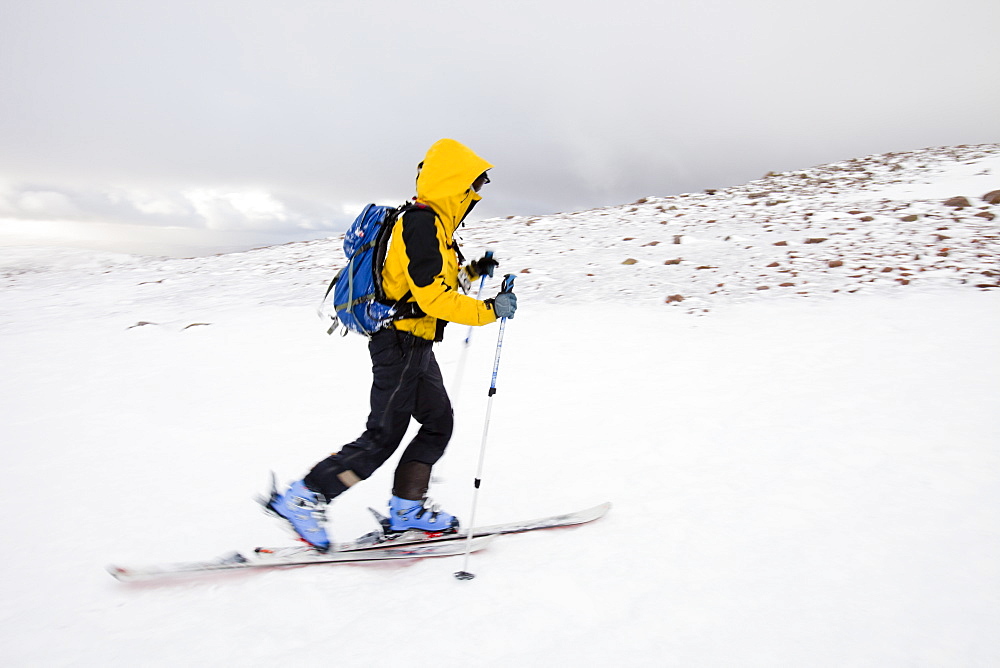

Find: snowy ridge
<box><xmin>2</xmin><ymin>144</ymin><xmax>997</xmax><ymax>329</ymax></box>
<box><xmin>454</xmin><ymin>143</ymin><xmax>1000</xmax><ymax>311</ymax></box>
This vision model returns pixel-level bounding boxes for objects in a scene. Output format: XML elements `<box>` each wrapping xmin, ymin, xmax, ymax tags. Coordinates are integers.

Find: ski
<box><xmin>108</xmin><ymin>502</ymin><xmax>610</xmax><ymax>582</ymax></box>
<box><xmin>107</xmin><ymin>535</ymin><xmax>495</xmax><ymax>582</ymax></box>
<box><xmin>328</xmin><ymin>501</ymin><xmax>612</xmax><ymax>552</ymax></box>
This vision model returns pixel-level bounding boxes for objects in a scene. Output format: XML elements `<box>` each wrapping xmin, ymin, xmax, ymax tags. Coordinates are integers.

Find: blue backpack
<box><xmin>320</xmin><ymin>202</ymin><xmax>424</xmax><ymax>336</ymax></box>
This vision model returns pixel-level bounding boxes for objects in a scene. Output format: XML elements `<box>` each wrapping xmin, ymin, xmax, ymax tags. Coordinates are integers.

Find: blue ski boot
<box><xmin>388</xmin><ymin>496</ymin><xmax>460</xmax><ymax>534</ymax></box>
<box><xmin>264</xmin><ymin>479</ymin><xmax>331</xmax><ymax>551</ymax></box>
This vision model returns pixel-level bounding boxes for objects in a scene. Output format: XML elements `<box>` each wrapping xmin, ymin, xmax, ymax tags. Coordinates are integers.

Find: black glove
<box><xmin>470</xmin><ymin>254</ymin><xmax>500</xmax><ymax>279</ymax></box>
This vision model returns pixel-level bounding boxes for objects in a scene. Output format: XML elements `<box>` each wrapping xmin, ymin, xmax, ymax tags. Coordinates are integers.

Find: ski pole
<box><xmin>452</xmin><ymin>250</ymin><xmax>493</xmax><ymax>393</ymax></box>
<box><xmin>455</xmin><ymin>274</ymin><xmax>515</xmax><ymax>581</ymax></box>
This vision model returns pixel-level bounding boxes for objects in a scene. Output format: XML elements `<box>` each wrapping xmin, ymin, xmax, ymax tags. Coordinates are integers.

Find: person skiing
<box><xmin>264</xmin><ymin>138</ymin><xmax>517</xmax><ymax>551</ymax></box>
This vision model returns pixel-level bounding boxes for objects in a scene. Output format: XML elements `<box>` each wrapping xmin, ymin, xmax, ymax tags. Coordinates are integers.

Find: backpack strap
<box><xmin>387</xmin><ymin>289</ymin><xmax>423</xmax><ymax>321</ymax></box>
<box><xmin>382</xmin><ymin>201</ymin><xmax>428</xmax><ymax>323</ymax></box>
<box><xmin>450</xmin><ymin>238</ymin><xmax>466</xmax><ymax>265</ymax></box>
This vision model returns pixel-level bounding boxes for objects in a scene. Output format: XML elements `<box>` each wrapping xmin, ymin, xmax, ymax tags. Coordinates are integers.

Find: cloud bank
<box><xmin>1</xmin><ymin>0</ymin><xmax>998</xmax><ymax>254</ymax></box>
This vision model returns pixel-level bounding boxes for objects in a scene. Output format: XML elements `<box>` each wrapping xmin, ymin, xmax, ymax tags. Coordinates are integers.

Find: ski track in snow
<box><xmin>0</xmin><ymin>144</ymin><xmax>998</xmax><ymax>667</ymax></box>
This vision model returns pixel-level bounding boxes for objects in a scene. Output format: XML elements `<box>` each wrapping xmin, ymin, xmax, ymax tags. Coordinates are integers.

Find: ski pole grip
<box><xmin>501</xmin><ymin>273</ymin><xmax>515</xmax><ymax>293</ymax></box>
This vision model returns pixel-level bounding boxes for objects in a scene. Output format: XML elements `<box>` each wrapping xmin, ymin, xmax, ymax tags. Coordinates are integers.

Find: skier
<box><xmin>266</xmin><ymin>139</ymin><xmax>517</xmax><ymax>550</ymax></box>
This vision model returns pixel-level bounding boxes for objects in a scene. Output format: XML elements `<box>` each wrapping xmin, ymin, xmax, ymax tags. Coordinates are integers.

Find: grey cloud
<box><xmin>0</xmin><ymin>182</ymin><xmax>347</xmax><ymax>233</ymax></box>
<box><xmin>1</xmin><ymin>0</ymin><xmax>998</xmax><ymax>253</ymax></box>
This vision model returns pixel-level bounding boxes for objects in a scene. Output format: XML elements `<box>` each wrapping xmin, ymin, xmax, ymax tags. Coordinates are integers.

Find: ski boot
<box><xmin>262</xmin><ymin>478</ymin><xmax>331</xmax><ymax>551</ymax></box>
<box><xmin>388</xmin><ymin>496</ymin><xmax>460</xmax><ymax>534</ymax></box>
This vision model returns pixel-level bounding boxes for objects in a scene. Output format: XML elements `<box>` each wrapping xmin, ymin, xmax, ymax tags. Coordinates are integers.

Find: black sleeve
<box><xmin>401</xmin><ymin>208</ymin><xmax>442</xmax><ymax>288</ymax></box>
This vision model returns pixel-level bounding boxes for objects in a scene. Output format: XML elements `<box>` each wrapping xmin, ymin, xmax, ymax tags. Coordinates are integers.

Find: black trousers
<box><xmin>304</xmin><ymin>329</ymin><xmax>454</xmax><ymax>501</ymax></box>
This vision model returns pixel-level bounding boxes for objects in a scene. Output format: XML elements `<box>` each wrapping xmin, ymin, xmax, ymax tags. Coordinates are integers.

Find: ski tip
<box><xmin>584</xmin><ymin>501</ymin><xmax>612</xmax><ymax>518</ymax></box>
<box><xmin>561</xmin><ymin>501</ymin><xmax>612</xmax><ymax>523</ymax></box>
<box><xmin>106</xmin><ymin>565</ymin><xmax>131</xmax><ymax>581</ymax></box>
<box><xmin>590</xmin><ymin>501</ymin><xmax>613</xmax><ymax>522</ymax></box>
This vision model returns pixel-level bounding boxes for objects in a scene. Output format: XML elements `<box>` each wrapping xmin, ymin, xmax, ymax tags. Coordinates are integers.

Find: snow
<box><xmin>1</xmin><ymin>145</ymin><xmax>999</xmax><ymax>666</ymax></box>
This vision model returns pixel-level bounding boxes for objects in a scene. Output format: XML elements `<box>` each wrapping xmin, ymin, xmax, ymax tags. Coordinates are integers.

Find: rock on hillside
<box><xmin>456</xmin><ymin>143</ymin><xmax>1000</xmax><ymax>313</ymax></box>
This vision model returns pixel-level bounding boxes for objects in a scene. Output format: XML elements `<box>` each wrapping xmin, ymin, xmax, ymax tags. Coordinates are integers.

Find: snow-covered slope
<box><xmin>0</xmin><ymin>145</ymin><xmax>998</xmax><ymax>667</ymax></box>
<box><xmin>461</xmin><ymin>143</ymin><xmax>1000</xmax><ymax>310</ymax></box>
<box><xmin>2</xmin><ymin>144</ymin><xmax>998</xmax><ymax>326</ymax></box>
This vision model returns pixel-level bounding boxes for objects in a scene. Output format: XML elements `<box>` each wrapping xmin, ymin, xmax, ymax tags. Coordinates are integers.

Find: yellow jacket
<box><xmin>382</xmin><ymin>139</ymin><xmax>499</xmax><ymax>341</ymax></box>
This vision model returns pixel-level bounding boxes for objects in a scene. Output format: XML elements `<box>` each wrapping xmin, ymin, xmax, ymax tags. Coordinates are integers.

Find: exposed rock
<box><xmin>944</xmin><ymin>196</ymin><xmax>971</xmax><ymax>208</ymax></box>
<box><xmin>983</xmin><ymin>190</ymin><xmax>1000</xmax><ymax>205</ymax></box>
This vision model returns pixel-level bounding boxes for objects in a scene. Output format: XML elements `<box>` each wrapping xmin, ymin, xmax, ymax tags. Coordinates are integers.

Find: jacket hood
<box><xmin>415</xmin><ymin>139</ymin><xmax>492</xmax><ymax>232</ymax></box>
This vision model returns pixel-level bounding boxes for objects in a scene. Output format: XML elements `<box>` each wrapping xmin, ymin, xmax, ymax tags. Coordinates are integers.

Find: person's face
<box><xmin>472</xmin><ymin>172</ymin><xmax>491</xmax><ymax>193</ymax></box>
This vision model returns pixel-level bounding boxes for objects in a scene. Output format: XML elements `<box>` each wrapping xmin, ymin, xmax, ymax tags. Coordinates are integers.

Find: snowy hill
<box><xmin>1</xmin><ymin>145</ymin><xmax>998</xmax><ymax>667</ymax></box>
<box><xmin>3</xmin><ymin>144</ymin><xmax>998</xmax><ymax>328</ymax></box>
<box><xmin>456</xmin><ymin>142</ymin><xmax>1000</xmax><ymax>310</ymax></box>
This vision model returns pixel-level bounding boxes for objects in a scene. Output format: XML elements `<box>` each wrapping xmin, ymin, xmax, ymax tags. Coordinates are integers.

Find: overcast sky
<box><xmin>1</xmin><ymin>0</ymin><xmax>998</xmax><ymax>254</ymax></box>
